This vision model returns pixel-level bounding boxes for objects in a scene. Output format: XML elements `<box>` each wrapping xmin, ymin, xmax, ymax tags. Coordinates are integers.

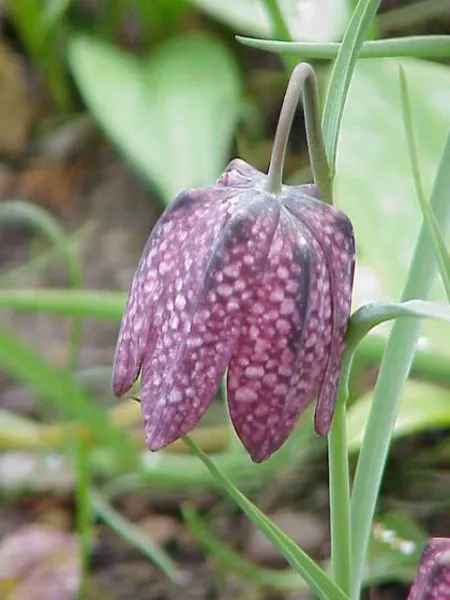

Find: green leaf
<box><xmin>182</xmin><ymin>504</ymin><xmax>305</xmax><ymax>591</ymax></box>
<box><xmin>0</xmin><ymin>325</ymin><xmax>136</xmax><ymax>468</ymax></box>
<box><xmin>347</xmin><ymin>300</ymin><xmax>450</xmax><ymax>352</ymax></box>
<box><xmin>0</xmin><ymin>289</ymin><xmax>125</xmax><ymax>320</ymax></box>
<box><xmin>68</xmin><ymin>33</ymin><xmax>241</xmax><ymax>203</ymax></box>
<box><xmin>349</xmin><ymin>128</ymin><xmax>450</xmax><ymax>599</ymax></box>
<box><xmin>89</xmin><ymin>489</ymin><xmax>181</xmax><ymax>582</ymax></box>
<box><xmin>191</xmin><ymin>0</ymin><xmax>348</xmax><ymax>42</ymax></box>
<box><xmin>183</xmin><ymin>436</ymin><xmax>349</xmax><ymax>600</ymax></box>
<box><xmin>347</xmin><ymin>380</ymin><xmax>450</xmax><ymax>452</ymax></box>
<box><xmin>0</xmin><ymin>200</ymin><xmax>84</xmax><ymax>368</ymax></box>
<box><xmin>399</xmin><ymin>66</ymin><xmax>450</xmax><ymax>302</ymax></box>
<box><xmin>236</xmin><ymin>35</ymin><xmax>450</xmax><ymax>60</ymax></box>
<box><xmin>321</xmin><ymin>0</ymin><xmax>382</xmax><ymax>174</ymax></box>
<box><xmin>335</xmin><ymin>58</ymin><xmax>450</xmax><ymax>353</ymax></box>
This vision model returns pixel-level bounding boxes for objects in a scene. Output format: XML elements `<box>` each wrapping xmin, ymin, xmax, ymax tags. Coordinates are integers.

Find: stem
<box><xmin>349</xmin><ymin>132</ymin><xmax>450</xmax><ymax>600</ymax></box>
<box><xmin>327</xmin><ymin>365</ymin><xmax>352</xmax><ymax>597</ymax></box>
<box><xmin>265</xmin><ymin>63</ymin><xmax>332</xmax><ymax>204</ymax></box>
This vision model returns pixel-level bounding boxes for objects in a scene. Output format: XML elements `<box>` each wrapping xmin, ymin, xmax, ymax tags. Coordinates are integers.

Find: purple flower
<box><xmin>112</xmin><ymin>159</ymin><xmax>355</xmax><ymax>462</ymax></box>
<box><xmin>408</xmin><ymin>538</ymin><xmax>450</xmax><ymax>600</ymax></box>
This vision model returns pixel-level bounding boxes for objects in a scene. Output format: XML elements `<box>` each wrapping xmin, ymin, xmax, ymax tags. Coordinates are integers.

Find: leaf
<box><xmin>347</xmin><ymin>380</ymin><xmax>450</xmax><ymax>452</ymax></box>
<box><xmin>0</xmin><ymin>325</ymin><xmax>137</xmax><ymax>468</ymax></box>
<box><xmin>347</xmin><ymin>299</ymin><xmax>450</xmax><ymax>352</ymax></box>
<box><xmin>182</xmin><ymin>503</ymin><xmax>306</xmax><ymax>591</ymax></box>
<box><xmin>68</xmin><ymin>33</ymin><xmax>242</xmax><ymax>203</ymax></box>
<box><xmin>335</xmin><ymin>58</ymin><xmax>450</xmax><ymax>353</ymax></box>
<box><xmin>183</xmin><ymin>436</ymin><xmax>349</xmax><ymax>600</ymax></box>
<box><xmin>0</xmin><ymin>288</ymin><xmax>125</xmax><ymax>320</ymax></box>
<box><xmin>236</xmin><ymin>35</ymin><xmax>450</xmax><ymax>60</ymax></box>
<box><xmin>321</xmin><ymin>0</ymin><xmax>382</xmax><ymax>173</ymax></box>
<box><xmin>89</xmin><ymin>490</ymin><xmax>180</xmax><ymax>583</ymax></box>
<box><xmin>191</xmin><ymin>0</ymin><xmax>348</xmax><ymax>42</ymax></box>
<box><xmin>399</xmin><ymin>67</ymin><xmax>450</xmax><ymax>302</ymax></box>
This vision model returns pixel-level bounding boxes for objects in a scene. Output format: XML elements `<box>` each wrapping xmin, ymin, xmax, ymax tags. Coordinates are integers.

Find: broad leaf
<box><xmin>191</xmin><ymin>0</ymin><xmax>348</xmax><ymax>42</ymax></box>
<box><xmin>68</xmin><ymin>33</ymin><xmax>242</xmax><ymax>203</ymax></box>
<box><xmin>347</xmin><ymin>380</ymin><xmax>450</xmax><ymax>452</ymax></box>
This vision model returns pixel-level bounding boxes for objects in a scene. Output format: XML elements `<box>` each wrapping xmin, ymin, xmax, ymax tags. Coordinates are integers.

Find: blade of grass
<box><xmin>0</xmin><ymin>200</ymin><xmax>83</xmax><ymax>369</ymax></box>
<box><xmin>350</xmin><ymin>130</ymin><xmax>450</xmax><ymax>600</ymax></box>
<box><xmin>0</xmin><ymin>325</ymin><xmax>136</xmax><ymax>468</ymax></box>
<box><xmin>74</xmin><ymin>435</ymin><xmax>91</xmax><ymax>599</ymax></box>
<box><xmin>89</xmin><ymin>488</ymin><xmax>181</xmax><ymax>583</ymax></box>
<box><xmin>399</xmin><ymin>67</ymin><xmax>450</xmax><ymax>301</ymax></box>
<box><xmin>0</xmin><ymin>288</ymin><xmax>125</xmax><ymax>319</ymax></box>
<box><xmin>183</xmin><ymin>436</ymin><xmax>349</xmax><ymax>600</ymax></box>
<box><xmin>237</xmin><ymin>35</ymin><xmax>450</xmax><ymax>60</ymax></box>
<box><xmin>182</xmin><ymin>503</ymin><xmax>306</xmax><ymax>591</ymax></box>
<box><xmin>321</xmin><ymin>0</ymin><xmax>383</xmax><ymax>176</ymax></box>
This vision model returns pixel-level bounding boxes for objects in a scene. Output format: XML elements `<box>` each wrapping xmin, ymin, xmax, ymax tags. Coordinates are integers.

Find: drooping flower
<box><xmin>408</xmin><ymin>538</ymin><xmax>450</xmax><ymax>600</ymax></box>
<box><xmin>112</xmin><ymin>158</ymin><xmax>355</xmax><ymax>462</ymax></box>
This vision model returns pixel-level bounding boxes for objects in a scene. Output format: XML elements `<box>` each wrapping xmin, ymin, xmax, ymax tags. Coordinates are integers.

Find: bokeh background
<box><xmin>0</xmin><ymin>1</ymin><xmax>449</xmax><ymax>599</ymax></box>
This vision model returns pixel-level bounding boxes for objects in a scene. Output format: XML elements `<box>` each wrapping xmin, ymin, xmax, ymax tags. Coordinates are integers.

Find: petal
<box><xmin>284</xmin><ymin>189</ymin><xmax>355</xmax><ymax>434</ymax></box>
<box><xmin>142</xmin><ymin>192</ymin><xmax>280</xmax><ymax>450</ymax></box>
<box><xmin>112</xmin><ymin>184</ymin><xmax>240</xmax><ymax>397</ymax></box>
<box><xmin>408</xmin><ymin>538</ymin><xmax>450</xmax><ymax>600</ymax></box>
<box><xmin>227</xmin><ymin>209</ymin><xmax>331</xmax><ymax>462</ymax></box>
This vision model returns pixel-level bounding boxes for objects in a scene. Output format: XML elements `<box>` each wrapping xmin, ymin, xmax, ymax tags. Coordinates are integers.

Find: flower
<box><xmin>408</xmin><ymin>538</ymin><xmax>450</xmax><ymax>600</ymax></box>
<box><xmin>112</xmin><ymin>159</ymin><xmax>355</xmax><ymax>462</ymax></box>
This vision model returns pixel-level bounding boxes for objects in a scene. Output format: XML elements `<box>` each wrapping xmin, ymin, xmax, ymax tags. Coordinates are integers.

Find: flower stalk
<box><xmin>265</xmin><ymin>63</ymin><xmax>333</xmax><ymax>205</ymax></box>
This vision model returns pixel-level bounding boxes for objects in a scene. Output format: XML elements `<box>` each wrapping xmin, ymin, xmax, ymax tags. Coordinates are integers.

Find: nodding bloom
<box><xmin>112</xmin><ymin>159</ymin><xmax>355</xmax><ymax>462</ymax></box>
<box><xmin>408</xmin><ymin>538</ymin><xmax>450</xmax><ymax>600</ymax></box>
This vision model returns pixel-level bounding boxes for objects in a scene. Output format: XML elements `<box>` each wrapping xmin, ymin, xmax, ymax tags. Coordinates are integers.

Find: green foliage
<box><xmin>68</xmin><ymin>33</ymin><xmax>242</xmax><ymax>203</ymax></box>
<box><xmin>2</xmin><ymin>1</ymin><xmax>450</xmax><ymax>599</ymax></box>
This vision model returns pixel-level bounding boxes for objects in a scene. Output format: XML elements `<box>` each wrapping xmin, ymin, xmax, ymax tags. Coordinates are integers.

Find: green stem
<box><xmin>349</xmin><ymin>131</ymin><xmax>450</xmax><ymax>600</ymax></box>
<box><xmin>265</xmin><ymin>63</ymin><xmax>332</xmax><ymax>204</ymax></box>
<box><xmin>327</xmin><ymin>365</ymin><xmax>352</xmax><ymax>597</ymax></box>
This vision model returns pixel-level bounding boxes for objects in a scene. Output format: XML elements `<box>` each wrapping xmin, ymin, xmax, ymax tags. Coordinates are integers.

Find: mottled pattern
<box><xmin>285</xmin><ymin>186</ymin><xmax>355</xmax><ymax>434</ymax></box>
<box><xmin>408</xmin><ymin>538</ymin><xmax>450</xmax><ymax>600</ymax></box>
<box><xmin>112</xmin><ymin>159</ymin><xmax>355</xmax><ymax>461</ymax></box>
<box><xmin>142</xmin><ymin>194</ymin><xmax>279</xmax><ymax>450</ymax></box>
<box><xmin>227</xmin><ymin>209</ymin><xmax>333</xmax><ymax>462</ymax></box>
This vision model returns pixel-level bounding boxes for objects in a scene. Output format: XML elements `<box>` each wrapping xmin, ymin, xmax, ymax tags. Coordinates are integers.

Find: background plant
<box><xmin>0</xmin><ymin>1</ymin><xmax>449</xmax><ymax>599</ymax></box>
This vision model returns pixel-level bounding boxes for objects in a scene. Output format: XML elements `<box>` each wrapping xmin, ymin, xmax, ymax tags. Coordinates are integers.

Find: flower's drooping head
<box><xmin>408</xmin><ymin>538</ymin><xmax>450</xmax><ymax>600</ymax></box>
<box><xmin>113</xmin><ymin>159</ymin><xmax>355</xmax><ymax>462</ymax></box>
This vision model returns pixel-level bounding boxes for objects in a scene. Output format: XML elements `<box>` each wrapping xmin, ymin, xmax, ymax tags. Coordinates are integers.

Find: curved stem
<box><xmin>265</xmin><ymin>63</ymin><xmax>332</xmax><ymax>204</ymax></box>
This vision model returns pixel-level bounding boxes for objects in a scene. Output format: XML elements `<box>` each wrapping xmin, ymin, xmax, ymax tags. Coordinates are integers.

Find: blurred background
<box><xmin>0</xmin><ymin>1</ymin><xmax>449</xmax><ymax>599</ymax></box>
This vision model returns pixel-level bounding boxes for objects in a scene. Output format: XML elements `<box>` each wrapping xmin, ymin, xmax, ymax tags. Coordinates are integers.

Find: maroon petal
<box><xmin>408</xmin><ymin>538</ymin><xmax>450</xmax><ymax>600</ymax></box>
<box><xmin>112</xmin><ymin>185</ymin><xmax>238</xmax><ymax>397</ymax></box>
<box><xmin>142</xmin><ymin>194</ymin><xmax>280</xmax><ymax>451</ymax></box>
<box><xmin>227</xmin><ymin>208</ymin><xmax>330</xmax><ymax>462</ymax></box>
<box><xmin>284</xmin><ymin>189</ymin><xmax>355</xmax><ymax>434</ymax></box>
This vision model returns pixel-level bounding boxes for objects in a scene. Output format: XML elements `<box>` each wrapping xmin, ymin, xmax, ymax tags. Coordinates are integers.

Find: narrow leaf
<box><xmin>237</xmin><ymin>35</ymin><xmax>450</xmax><ymax>60</ymax></box>
<box><xmin>0</xmin><ymin>326</ymin><xmax>136</xmax><ymax>468</ymax></box>
<box><xmin>183</xmin><ymin>436</ymin><xmax>349</xmax><ymax>600</ymax></box>
<box><xmin>399</xmin><ymin>66</ymin><xmax>450</xmax><ymax>302</ymax></box>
